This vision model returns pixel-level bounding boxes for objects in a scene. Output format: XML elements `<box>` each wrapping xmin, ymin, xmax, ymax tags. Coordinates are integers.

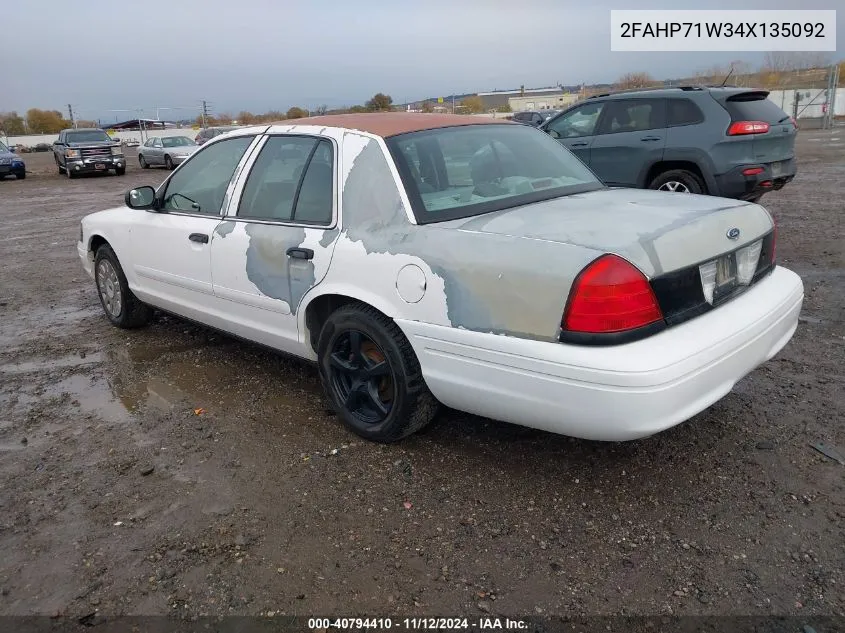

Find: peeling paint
<box><xmin>244</xmin><ymin>223</ymin><xmax>315</xmax><ymax>313</ymax></box>
<box><xmin>215</xmin><ymin>221</ymin><xmax>235</xmax><ymax>239</ymax></box>
<box><xmin>332</xmin><ymin>134</ymin><xmax>595</xmax><ymax>341</ymax></box>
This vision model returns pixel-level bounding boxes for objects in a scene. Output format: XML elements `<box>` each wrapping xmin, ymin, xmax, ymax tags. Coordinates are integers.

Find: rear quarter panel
<box><xmin>300</xmin><ymin>131</ymin><xmax>600</xmax><ymax>344</ymax></box>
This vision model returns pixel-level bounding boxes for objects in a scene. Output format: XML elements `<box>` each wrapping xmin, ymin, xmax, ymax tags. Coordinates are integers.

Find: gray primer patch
<box><xmin>339</xmin><ymin>136</ymin><xmax>597</xmax><ymax>341</ymax></box>
<box><xmin>244</xmin><ymin>223</ymin><xmax>315</xmax><ymax>314</ymax></box>
<box><xmin>215</xmin><ymin>221</ymin><xmax>236</xmax><ymax>239</ymax></box>
<box><xmin>318</xmin><ymin>227</ymin><xmax>339</xmax><ymax>249</ymax></box>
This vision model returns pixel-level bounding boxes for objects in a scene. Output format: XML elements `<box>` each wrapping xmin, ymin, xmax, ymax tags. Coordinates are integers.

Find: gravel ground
<box><xmin>0</xmin><ymin>135</ymin><xmax>843</xmax><ymax>622</ymax></box>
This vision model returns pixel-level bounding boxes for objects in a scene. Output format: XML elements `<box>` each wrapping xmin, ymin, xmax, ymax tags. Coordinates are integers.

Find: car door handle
<box><xmin>188</xmin><ymin>233</ymin><xmax>209</xmax><ymax>244</ymax></box>
<box><xmin>640</xmin><ymin>136</ymin><xmax>661</xmax><ymax>142</ymax></box>
<box><xmin>286</xmin><ymin>247</ymin><xmax>314</xmax><ymax>260</ymax></box>
<box><xmin>569</xmin><ymin>142</ymin><xmax>589</xmax><ymax>147</ymax></box>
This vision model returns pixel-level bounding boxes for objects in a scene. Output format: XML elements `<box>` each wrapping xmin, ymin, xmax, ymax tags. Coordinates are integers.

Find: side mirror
<box><xmin>125</xmin><ymin>186</ymin><xmax>156</xmax><ymax>210</ymax></box>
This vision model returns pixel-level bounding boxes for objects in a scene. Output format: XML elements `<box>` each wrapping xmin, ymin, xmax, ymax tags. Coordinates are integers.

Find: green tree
<box><xmin>0</xmin><ymin>112</ymin><xmax>26</xmax><ymax>135</ymax></box>
<box><xmin>286</xmin><ymin>107</ymin><xmax>308</xmax><ymax>119</ymax></box>
<box><xmin>460</xmin><ymin>96</ymin><xmax>485</xmax><ymax>113</ymax></box>
<box><xmin>26</xmin><ymin>109</ymin><xmax>70</xmax><ymax>134</ymax></box>
<box><xmin>366</xmin><ymin>93</ymin><xmax>393</xmax><ymax>111</ymax></box>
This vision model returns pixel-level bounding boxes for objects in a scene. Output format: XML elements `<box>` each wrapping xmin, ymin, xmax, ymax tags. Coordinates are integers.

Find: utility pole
<box><xmin>201</xmin><ymin>100</ymin><xmax>211</xmax><ymax>128</ymax></box>
<box><xmin>68</xmin><ymin>104</ymin><xmax>76</xmax><ymax>128</ymax></box>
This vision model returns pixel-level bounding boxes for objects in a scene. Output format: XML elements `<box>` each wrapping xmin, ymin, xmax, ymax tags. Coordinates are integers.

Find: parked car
<box><xmin>34</xmin><ymin>143</ymin><xmax>51</xmax><ymax>152</ymax></box>
<box><xmin>0</xmin><ymin>140</ymin><xmax>26</xmax><ymax>180</ymax></box>
<box><xmin>512</xmin><ymin>110</ymin><xmax>559</xmax><ymax>127</ymax></box>
<box><xmin>78</xmin><ymin>113</ymin><xmax>802</xmax><ymax>444</ymax></box>
<box><xmin>53</xmin><ymin>128</ymin><xmax>126</xmax><ymax>178</ymax></box>
<box><xmin>195</xmin><ymin>125</ymin><xmax>242</xmax><ymax>145</ymax></box>
<box><xmin>138</xmin><ymin>135</ymin><xmax>199</xmax><ymax>170</ymax></box>
<box><xmin>540</xmin><ymin>86</ymin><xmax>797</xmax><ymax>202</ymax></box>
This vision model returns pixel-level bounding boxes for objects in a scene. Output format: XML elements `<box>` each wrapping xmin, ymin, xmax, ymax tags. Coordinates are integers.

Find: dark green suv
<box><xmin>539</xmin><ymin>86</ymin><xmax>797</xmax><ymax>202</ymax></box>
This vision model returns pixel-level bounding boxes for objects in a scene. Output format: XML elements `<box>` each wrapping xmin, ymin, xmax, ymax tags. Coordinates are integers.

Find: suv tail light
<box><xmin>562</xmin><ymin>255</ymin><xmax>664</xmax><ymax>334</ymax></box>
<box><xmin>727</xmin><ymin>121</ymin><xmax>770</xmax><ymax>135</ymax></box>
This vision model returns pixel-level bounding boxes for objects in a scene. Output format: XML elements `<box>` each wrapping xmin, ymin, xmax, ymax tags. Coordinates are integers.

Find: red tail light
<box><xmin>562</xmin><ymin>255</ymin><xmax>663</xmax><ymax>334</ymax></box>
<box><xmin>727</xmin><ymin>120</ymin><xmax>770</xmax><ymax>135</ymax></box>
<box><xmin>742</xmin><ymin>167</ymin><xmax>764</xmax><ymax>176</ymax></box>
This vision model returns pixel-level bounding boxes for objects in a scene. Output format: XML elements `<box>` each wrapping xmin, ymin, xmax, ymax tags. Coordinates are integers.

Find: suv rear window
<box><xmin>722</xmin><ymin>92</ymin><xmax>789</xmax><ymax>124</ymax></box>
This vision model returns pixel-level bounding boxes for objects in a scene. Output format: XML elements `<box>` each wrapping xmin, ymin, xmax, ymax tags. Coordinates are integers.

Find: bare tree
<box><xmin>614</xmin><ymin>72</ymin><xmax>658</xmax><ymax>90</ymax></box>
<box><xmin>314</xmin><ymin>104</ymin><xmax>328</xmax><ymax>116</ymax></box>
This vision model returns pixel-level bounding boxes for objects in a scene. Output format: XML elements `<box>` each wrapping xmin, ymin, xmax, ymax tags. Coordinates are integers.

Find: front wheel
<box><xmin>317</xmin><ymin>304</ymin><xmax>438</xmax><ymax>443</ymax></box>
<box><xmin>15</xmin><ymin>172</ymin><xmax>25</xmax><ymax>180</ymax></box>
<box><xmin>164</xmin><ymin>155</ymin><xmax>174</xmax><ymax>170</ymax></box>
<box><xmin>115</xmin><ymin>167</ymin><xmax>126</xmax><ymax>176</ymax></box>
<box><xmin>649</xmin><ymin>169</ymin><xmax>704</xmax><ymax>194</ymax></box>
<box><xmin>94</xmin><ymin>244</ymin><xmax>153</xmax><ymax>329</ymax></box>
<box><xmin>139</xmin><ymin>155</ymin><xmax>149</xmax><ymax>169</ymax></box>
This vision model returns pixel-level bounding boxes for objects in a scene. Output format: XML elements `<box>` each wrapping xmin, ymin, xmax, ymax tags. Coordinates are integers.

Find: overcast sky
<box><xmin>4</xmin><ymin>0</ymin><xmax>842</xmax><ymax>122</ymax></box>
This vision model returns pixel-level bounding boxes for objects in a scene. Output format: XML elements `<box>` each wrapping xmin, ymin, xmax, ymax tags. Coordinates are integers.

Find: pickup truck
<box><xmin>53</xmin><ymin>128</ymin><xmax>125</xmax><ymax>178</ymax></box>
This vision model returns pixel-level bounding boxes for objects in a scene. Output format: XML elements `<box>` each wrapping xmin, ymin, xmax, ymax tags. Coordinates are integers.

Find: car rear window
<box><xmin>386</xmin><ymin>123</ymin><xmax>603</xmax><ymax>224</ymax></box>
<box><xmin>723</xmin><ymin>92</ymin><xmax>789</xmax><ymax>124</ymax></box>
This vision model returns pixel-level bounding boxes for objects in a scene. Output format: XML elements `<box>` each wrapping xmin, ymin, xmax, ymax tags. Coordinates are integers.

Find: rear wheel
<box><xmin>94</xmin><ymin>244</ymin><xmax>152</xmax><ymax>329</ymax></box>
<box><xmin>649</xmin><ymin>169</ymin><xmax>704</xmax><ymax>194</ymax></box>
<box><xmin>317</xmin><ymin>304</ymin><xmax>438</xmax><ymax>443</ymax></box>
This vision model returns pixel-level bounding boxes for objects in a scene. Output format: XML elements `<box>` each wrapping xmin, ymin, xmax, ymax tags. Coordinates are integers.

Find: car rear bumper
<box><xmin>397</xmin><ymin>266</ymin><xmax>803</xmax><ymax>441</ymax></box>
<box><xmin>715</xmin><ymin>158</ymin><xmax>796</xmax><ymax>200</ymax></box>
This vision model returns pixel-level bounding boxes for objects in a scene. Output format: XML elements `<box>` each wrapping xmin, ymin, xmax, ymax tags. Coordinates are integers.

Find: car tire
<box><xmin>649</xmin><ymin>169</ymin><xmax>704</xmax><ymax>194</ymax></box>
<box><xmin>115</xmin><ymin>167</ymin><xmax>126</xmax><ymax>176</ymax></box>
<box><xmin>139</xmin><ymin>155</ymin><xmax>149</xmax><ymax>169</ymax></box>
<box><xmin>164</xmin><ymin>155</ymin><xmax>174</xmax><ymax>170</ymax></box>
<box><xmin>94</xmin><ymin>244</ymin><xmax>153</xmax><ymax>329</ymax></box>
<box><xmin>15</xmin><ymin>172</ymin><xmax>25</xmax><ymax>180</ymax></box>
<box><xmin>317</xmin><ymin>303</ymin><xmax>438</xmax><ymax>443</ymax></box>
<box><xmin>66</xmin><ymin>163</ymin><xmax>76</xmax><ymax>179</ymax></box>
<box><xmin>747</xmin><ymin>194</ymin><xmax>764</xmax><ymax>203</ymax></box>
<box><xmin>55</xmin><ymin>157</ymin><xmax>64</xmax><ymax>174</ymax></box>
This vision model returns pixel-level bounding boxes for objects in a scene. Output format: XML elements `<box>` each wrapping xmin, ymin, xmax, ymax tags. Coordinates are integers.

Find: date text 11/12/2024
<box><xmin>308</xmin><ymin>617</ymin><xmax>529</xmax><ymax>630</ymax></box>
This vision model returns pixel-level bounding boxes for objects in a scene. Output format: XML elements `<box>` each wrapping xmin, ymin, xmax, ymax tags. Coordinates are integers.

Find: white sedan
<box><xmin>78</xmin><ymin>113</ymin><xmax>803</xmax><ymax>443</ymax></box>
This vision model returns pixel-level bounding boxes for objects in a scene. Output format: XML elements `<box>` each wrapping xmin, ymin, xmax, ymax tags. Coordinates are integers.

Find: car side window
<box><xmin>161</xmin><ymin>136</ymin><xmax>254</xmax><ymax>215</ymax></box>
<box><xmin>668</xmin><ymin>99</ymin><xmax>705</xmax><ymax>127</ymax></box>
<box><xmin>237</xmin><ymin>136</ymin><xmax>334</xmax><ymax>224</ymax></box>
<box><xmin>596</xmin><ymin>99</ymin><xmax>665</xmax><ymax>134</ymax></box>
<box><xmin>154</xmin><ymin>138</ymin><xmax>162</xmax><ymax>148</ymax></box>
<box><xmin>546</xmin><ymin>103</ymin><xmax>605</xmax><ymax>138</ymax></box>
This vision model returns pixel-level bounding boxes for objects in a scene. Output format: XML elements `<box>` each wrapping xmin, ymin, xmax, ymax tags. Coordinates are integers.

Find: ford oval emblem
<box><xmin>726</xmin><ymin>227</ymin><xmax>741</xmax><ymax>240</ymax></box>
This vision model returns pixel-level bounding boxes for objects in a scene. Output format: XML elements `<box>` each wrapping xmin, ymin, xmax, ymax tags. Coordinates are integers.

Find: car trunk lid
<box><xmin>447</xmin><ymin>188</ymin><xmax>774</xmax><ymax>278</ymax></box>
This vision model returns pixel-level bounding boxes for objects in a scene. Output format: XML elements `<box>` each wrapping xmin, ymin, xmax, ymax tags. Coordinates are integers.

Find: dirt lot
<box><xmin>0</xmin><ymin>135</ymin><xmax>843</xmax><ymax>623</ymax></box>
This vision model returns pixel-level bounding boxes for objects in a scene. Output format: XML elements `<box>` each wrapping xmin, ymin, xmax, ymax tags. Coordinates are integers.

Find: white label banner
<box><xmin>610</xmin><ymin>10</ymin><xmax>837</xmax><ymax>52</ymax></box>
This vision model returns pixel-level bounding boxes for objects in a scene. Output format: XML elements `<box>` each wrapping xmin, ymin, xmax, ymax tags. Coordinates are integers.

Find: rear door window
<box><xmin>597</xmin><ymin>99</ymin><xmax>666</xmax><ymax>134</ymax></box>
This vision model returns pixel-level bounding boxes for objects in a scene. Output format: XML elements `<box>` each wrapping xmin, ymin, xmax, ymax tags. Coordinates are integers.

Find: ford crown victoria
<box><xmin>77</xmin><ymin>113</ymin><xmax>803</xmax><ymax>443</ymax></box>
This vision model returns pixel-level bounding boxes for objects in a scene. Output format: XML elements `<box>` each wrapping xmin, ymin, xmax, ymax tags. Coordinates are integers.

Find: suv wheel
<box><xmin>649</xmin><ymin>169</ymin><xmax>703</xmax><ymax>194</ymax></box>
